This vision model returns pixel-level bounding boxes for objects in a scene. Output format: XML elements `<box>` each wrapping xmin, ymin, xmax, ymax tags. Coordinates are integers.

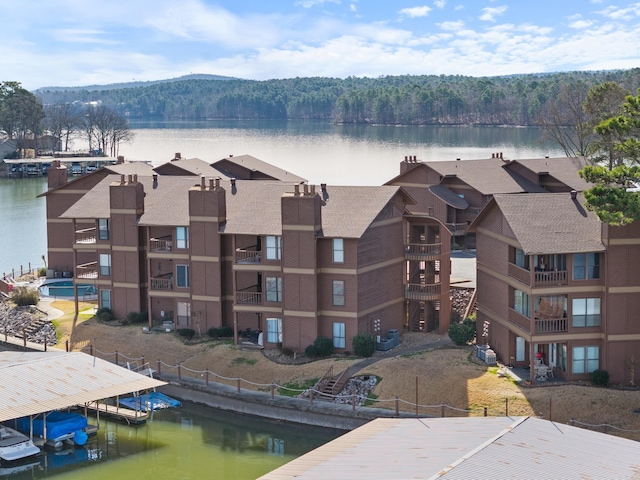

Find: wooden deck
<box><xmin>83</xmin><ymin>402</ymin><xmax>148</xmax><ymax>425</ymax></box>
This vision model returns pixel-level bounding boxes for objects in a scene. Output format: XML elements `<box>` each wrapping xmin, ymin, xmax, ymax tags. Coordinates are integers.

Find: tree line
<box><xmin>0</xmin><ymin>81</ymin><xmax>133</xmax><ymax>159</ymax></box>
<box><xmin>34</xmin><ymin>69</ymin><xmax>640</xmax><ymax>126</ymax></box>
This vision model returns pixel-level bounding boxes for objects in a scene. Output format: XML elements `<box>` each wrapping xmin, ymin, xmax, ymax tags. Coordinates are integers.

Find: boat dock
<box><xmin>82</xmin><ymin>402</ymin><xmax>148</xmax><ymax>425</ymax></box>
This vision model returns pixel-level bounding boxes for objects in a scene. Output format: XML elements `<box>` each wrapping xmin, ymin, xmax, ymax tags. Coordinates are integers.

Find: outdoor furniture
<box><xmin>547</xmin><ymin>361</ymin><xmax>555</xmax><ymax>378</ymax></box>
<box><xmin>534</xmin><ymin>364</ymin><xmax>549</xmax><ymax>381</ymax></box>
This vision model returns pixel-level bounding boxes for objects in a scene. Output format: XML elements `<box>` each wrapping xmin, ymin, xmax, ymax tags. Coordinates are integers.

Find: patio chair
<box><xmin>547</xmin><ymin>361</ymin><xmax>555</xmax><ymax>378</ymax></box>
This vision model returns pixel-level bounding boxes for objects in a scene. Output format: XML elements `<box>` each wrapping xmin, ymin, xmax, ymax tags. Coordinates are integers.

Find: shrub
<box><xmin>280</xmin><ymin>346</ymin><xmax>295</xmax><ymax>357</ymax></box>
<box><xmin>125</xmin><ymin>311</ymin><xmax>147</xmax><ymax>324</ymax></box>
<box><xmin>11</xmin><ymin>286</ymin><xmax>39</xmax><ymax>306</ymax></box>
<box><xmin>590</xmin><ymin>369</ymin><xmax>609</xmax><ymax>387</ymax></box>
<box><xmin>305</xmin><ymin>344</ymin><xmax>318</xmax><ymax>358</ymax></box>
<box><xmin>448</xmin><ymin>317</ymin><xmax>476</xmax><ymax>345</ymax></box>
<box><xmin>94</xmin><ymin>307</ymin><xmax>114</xmax><ymax>321</ymax></box>
<box><xmin>313</xmin><ymin>336</ymin><xmax>334</xmax><ymax>357</ymax></box>
<box><xmin>177</xmin><ymin>328</ymin><xmax>196</xmax><ymax>340</ymax></box>
<box><xmin>208</xmin><ymin>326</ymin><xmax>234</xmax><ymax>338</ymax></box>
<box><xmin>38</xmin><ymin>267</ymin><xmax>47</xmax><ymax>277</ymax></box>
<box><xmin>352</xmin><ymin>333</ymin><xmax>376</xmax><ymax>357</ymax></box>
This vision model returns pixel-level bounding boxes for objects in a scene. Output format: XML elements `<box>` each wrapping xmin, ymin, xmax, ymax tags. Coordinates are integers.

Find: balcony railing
<box><xmin>150</xmin><ymin>274</ymin><xmax>173</xmax><ymax>290</ymax></box>
<box><xmin>535</xmin><ymin>317</ymin><xmax>568</xmax><ymax>334</ymax></box>
<box><xmin>405</xmin><ymin>283</ymin><xmax>440</xmax><ymax>301</ymax></box>
<box><xmin>236</xmin><ymin>291</ymin><xmax>262</xmax><ymax>304</ymax></box>
<box><xmin>235</xmin><ymin>247</ymin><xmax>261</xmax><ymax>264</ymax></box>
<box><xmin>404</xmin><ymin>243</ymin><xmax>441</xmax><ymax>260</ymax></box>
<box><xmin>150</xmin><ymin>237</ymin><xmax>173</xmax><ymax>252</ymax></box>
<box><xmin>509</xmin><ymin>263</ymin><xmax>569</xmax><ymax>287</ymax></box>
<box><xmin>508</xmin><ymin>307</ymin><xmax>531</xmax><ymax>332</ymax></box>
<box><xmin>75</xmin><ymin>227</ymin><xmax>96</xmax><ymax>244</ymax></box>
<box><xmin>76</xmin><ymin>261</ymin><xmax>98</xmax><ymax>279</ymax></box>
<box><xmin>445</xmin><ymin>222</ymin><xmax>467</xmax><ymax>236</ymax></box>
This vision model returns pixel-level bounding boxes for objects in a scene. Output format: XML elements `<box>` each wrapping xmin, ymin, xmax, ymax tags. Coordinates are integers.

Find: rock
<box><xmin>0</xmin><ymin>299</ymin><xmax>57</xmax><ymax>346</ymax></box>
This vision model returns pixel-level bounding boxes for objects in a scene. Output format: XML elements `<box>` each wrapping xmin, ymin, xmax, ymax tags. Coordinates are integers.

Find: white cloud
<box><xmin>569</xmin><ymin>20</ymin><xmax>594</xmax><ymax>29</ymax></box>
<box><xmin>350</xmin><ymin>4</ymin><xmax>357</xmax><ymax>12</ymax></box>
<box><xmin>479</xmin><ymin>5</ymin><xmax>508</xmax><ymax>22</ymax></box>
<box><xmin>399</xmin><ymin>6</ymin><xmax>432</xmax><ymax>18</ymax></box>
<box><xmin>434</xmin><ymin>0</ymin><xmax>446</xmax><ymax>8</ymax></box>
<box><xmin>295</xmin><ymin>0</ymin><xmax>341</xmax><ymax>8</ymax></box>
<box><xmin>438</xmin><ymin>20</ymin><xmax>465</xmax><ymax>31</ymax></box>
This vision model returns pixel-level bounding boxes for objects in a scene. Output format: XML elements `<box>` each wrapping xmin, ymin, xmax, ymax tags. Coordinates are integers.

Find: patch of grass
<box><xmin>487</xmin><ymin>366</ymin><xmax>499</xmax><ymax>374</ymax></box>
<box><xmin>400</xmin><ymin>351</ymin><xmax>427</xmax><ymax>359</ymax></box>
<box><xmin>231</xmin><ymin>357</ymin><xmax>257</xmax><ymax>366</ymax></box>
<box><xmin>364</xmin><ymin>393</ymin><xmax>379</xmax><ymax>407</ymax></box>
<box><xmin>277</xmin><ymin>378</ymin><xmax>319</xmax><ymax>397</ymax></box>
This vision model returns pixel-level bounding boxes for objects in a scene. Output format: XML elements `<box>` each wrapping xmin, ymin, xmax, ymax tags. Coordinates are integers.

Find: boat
<box><xmin>15</xmin><ymin>411</ymin><xmax>89</xmax><ymax>449</ymax></box>
<box><xmin>0</xmin><ymin>424</ymin><xmax>40</xmax><ymax>462</ymax></box>
<box><xmin>119</xmin><ymin>391</ymin><xmax>181</xmax><ymax>412</ymax></box>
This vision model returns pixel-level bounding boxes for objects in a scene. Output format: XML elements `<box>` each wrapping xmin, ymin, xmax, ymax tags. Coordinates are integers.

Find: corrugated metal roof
<box><xmin>260</xmin><ymin>417</ymin><xmax>640</xmax><ymax>480</ymax></box>
<box><xmin>0</xmin><ymin>350</ymin><xmax>165</xmax><ymax>422</ymax></box>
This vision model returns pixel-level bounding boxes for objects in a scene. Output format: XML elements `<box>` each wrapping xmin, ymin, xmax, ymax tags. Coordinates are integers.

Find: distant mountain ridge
<box><xmin>34</xmin><ymin>74</ymin><xmax>240</xmax><ymax>92</ymax></box>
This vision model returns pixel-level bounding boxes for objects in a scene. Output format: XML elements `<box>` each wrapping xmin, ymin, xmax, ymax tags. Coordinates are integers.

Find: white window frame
<box><xmin>176</xmin><ymin>264</ymin><xmax>190</xmax><ymax>288</ymax></box>
<box><xmin>333</xmin><ymin>322</ymin><xmax>346</xmax><ymax>349</ymax></box>
<box><xmin>572</xmin><ymin>346</ymin><xmax>599</xmax><ymax>374</ymax></box>
<box><xmin>177</xmin><ymin>301</ymin><xmax>191</xmax><ymax>327</ymax></box>
<box><xmin>333</xmin><ymin>238</ymin><xmax>344</xmax><ymax>263</ymax></box>
<box><xmin>176</xmin><ymin>226</ymin><xmax>190</xmax><ymax>249</ymax></box>
<box><xmin>100</xmin><ymin>289</ymin><xmax>111</xmax><ymax>309</ymax></box>
<box><xmin>98</xmin><ymin>218</ymin><xmax>109</xmax><ymax>240</ymax></box>
<box><xmin>333</xmin><ymin>280</ymin><xmax>345</xmax><ymax>306</ymax></box>
<box><xmin>99</xmin><ymin>253</ymin><xmax>111</xmax><ymax>276</ymax></box>
<box><xmin>265</xmin><ymin>276</ymin><xmax>282</xmax><ymax>302</ymax></box>
<box><xmin>266</xmin><ymin>318</ymin><xmax>282</xmax><ymax>344</ymax></box>
<box><xmin>513</xmin><ymin>289</ymin><xmax>529</xmax><ymax>317</ymax></box>
<box><xmin>266</xmin><ymin>236</ymin><xmax>282</xmax><ymax>260</ymax></box>
<box><xmin>572</xmin><ymin>298</ymin><xmax>601</xmax><ymax>327</ymax></box>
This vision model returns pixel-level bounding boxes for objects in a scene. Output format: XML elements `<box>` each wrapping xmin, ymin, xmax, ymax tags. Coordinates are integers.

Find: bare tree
<box><xmin>83</xmin><ymin>105</ymin><xmax>134</xmax><ymax>156</ymax></box>
<box><xmin>43</xmin><ymin>102</ymin><xmax>83</xmax><ymax>152</ymax></box>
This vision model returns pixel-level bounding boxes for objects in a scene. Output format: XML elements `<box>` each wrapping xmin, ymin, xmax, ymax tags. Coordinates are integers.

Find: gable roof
<box><xmin>260</xmin><ymin>416</ymin><xmax>640</xmax><ymax>480</ymax></box>
<box><xmin>60</xmin><ymin>175</ymin><xmax>405</xmax><ymax>238</ymax></box>
<box><xmin>211</xmin><ymin>154</ymin><xmax>307</xmax><ymax>183</ymax></box>
<box><xmin>473</xmin><ymin>192</ymin><xmax>604</xmax><ymax>255</ymax></box>
<box><xmin>506</xmin><ymin>156</ymin><xmax>592</xmax><ymax>191</ymax></box>
<box><xmin>154</xmin><ymin>157</ymin><xmax>227</xmax><ymax>178</ymax></box>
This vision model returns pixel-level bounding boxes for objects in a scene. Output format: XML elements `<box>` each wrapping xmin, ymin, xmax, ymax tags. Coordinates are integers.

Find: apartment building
<box><xmin>470</xmin><ymin>191</ymin><xmax>640</xmax><ymax>385</ymax></box>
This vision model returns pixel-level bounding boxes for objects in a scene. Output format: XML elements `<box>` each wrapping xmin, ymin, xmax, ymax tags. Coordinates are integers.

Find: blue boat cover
<box><xmin>118</xmin><ymin>392</ymin><xmax>181</xmax><ymax>411</ymax></box>
<box><xmin>16</xmin><ymin>411</ymin><xmax>88</xmax><ymax>441</ymax></box>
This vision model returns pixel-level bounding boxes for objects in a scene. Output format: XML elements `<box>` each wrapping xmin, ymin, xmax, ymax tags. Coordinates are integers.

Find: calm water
<box><xmin>2</xmin><ymin>401</ymin><xmax>342</xmax><ymax>480</ymax></box>
<box><xmin>0</xmin><ymin>121</ymin><xmax>564</xmax><ymax>275</ymax></box>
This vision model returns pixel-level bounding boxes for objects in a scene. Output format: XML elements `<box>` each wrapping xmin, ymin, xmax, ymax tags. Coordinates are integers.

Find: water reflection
<box><xmin>0</xmin><ymin>401</ymin><xmax>344</xmax><ymax>480</ymax></box>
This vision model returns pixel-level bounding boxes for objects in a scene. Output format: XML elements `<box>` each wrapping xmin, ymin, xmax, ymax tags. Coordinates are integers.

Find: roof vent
<box><xmin>570</xmin><ymin>190</ymin><xmax>577</xmax><ymax>200</ymax></box>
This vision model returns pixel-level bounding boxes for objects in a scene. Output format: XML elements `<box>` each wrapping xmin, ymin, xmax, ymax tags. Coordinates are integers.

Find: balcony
<box><xmin>236</xmin><ymin>290</ymin><xmax>262</xmax><ymax>304</ymax></box>
<box><xmin>535</xmin><ymin>317</ymin><xmax>568</xmax><ymax>334</ymax></box>
<box><xmin>150</xmin><ymin>237</ymin><xmax>173</xmax><ymax>252</ymax></box>
<box><xmin>76</xmin><ymin>261</ymin><xmax>98</xmax><ymax>279</ymax></box>
<box><xmin>508</xmin><ymin>263</ymin><xmax>568</xmax><ymax>287</ymax></box>
<box><xmin>235</xmin><ymin>247</ymin><xmax>261</xmax><ymax>264</ymax></box>
<box><xmin>150</xmin><ymin>273</ymin><xmax>173</xmax><ymax>290</ymax></box>
<box><xmin>445</xmin><ymin>222</ymin><xmax>467</xmax><ymax>236</ymax></box>
<box><xmin>405</xmin><ymin>283</ymin><xmax>441</xmax><ymax>301</ymax></box>
<box><xmin>404</xmin><ymin>243</ymin><xmax>441</xmax><ymax>261</ymax></box>
<box><xmin>75</xmin><ymin>227</ymin><xmax>96</xmax><ymax>244</ymax></box>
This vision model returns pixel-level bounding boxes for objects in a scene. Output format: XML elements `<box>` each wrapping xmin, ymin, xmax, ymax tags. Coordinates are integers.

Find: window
<box><xmin>516</xmin><ymin>336</ymin><xmax>525</xmax><ymax>362</ymax></box>
<box><xmin>177</xmin><ymin>302</ymin><xmax>191</xmax><ymax>327</ymax></box>
<box><xmin>176</xmin><ymin>227</ymin><xmax>189</xmax><ymax>249</ymax></box>
<box><xmin>266</xmin><ymin>236</ymin><xmax>281</xmax><ymax>260</ymax></box>
<box><xmin>572</xmin><ymin>346</ymin><xmax>599</xmax><ymax>374</ymax></box>
<box><xmin>333</xmin><ymin>322</ymin><xmax>346</xmax><ymax>349</ymax></box>
<box><xmin>99</xmin><ymin>253</ymin><xmax>111</xmax><ymax>276</ymax></box>
<box><xmin>514</xmin><ymin>248</ymin><xmax>528</xmax><ymax>269</ymax></box>
<box><xmin>573</xmin><ymin>252</ymin><xmax>599</xmax><ymax>280</ymax></box>
<box><xmin>333</xmin><ymin>280</ymin><xmax>345</xmax><ymax>306</ymax></box>
<box><xmin>333</xmin><ymin>238</ymin><xmax>344</xmax><ymax>263</ymax></box>
<box><xmin>572</xmin><ymin>298</ymin><xmax>601</xmax><ymax>327</ymax></box>
<box><xmin>266</xmin><ymin>318</ymin><xmax>282</xmax><ymax>343</ymax></box>
<box><xmin>265</xmin><ymin>276</ymin><xmax>282</xmax><ymax>302</ymax></box>
<box><xmin>100</xmin><ymin>289</ymin><xmax>111</xmax><ymax>310</ymax></box>
<box><xmin>98</xmin><ymin>218</ymin><xmax>109</xmax><ymax>240</ymax></box>
<box><xmin>176</xmin><ymin>264</ymin><xmax>190</xmax><ymax>288</ymax></box>
<box><xmin>513</xmin><ymin>289</ymin><xmax>529</xmax><ymax>316</ymax></box>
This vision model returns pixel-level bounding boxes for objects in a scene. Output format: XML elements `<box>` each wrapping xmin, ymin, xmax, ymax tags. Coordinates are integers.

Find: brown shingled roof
<box><xmin>153</xmin><ymin>157</ymin><xmax>228</xmax><ymax>178</ymax></box>
<box><xmin>211</xmin><ymin>154</ymin><xmax>307</xmax><ymax>183</ymax></box>
<box><xmin>506</xmin><ymin>157</ymin><xmax>593</xmax><ymax>191</ymax></box>
<box><xmin>60</xmin><ymin>176</ymin><xmax>404</xmax><ymax>239</ymax></box>
<box><xmin>491</xmin><ymin>192</ymin><xmax>604</xmax><ymax>255</ymax></box>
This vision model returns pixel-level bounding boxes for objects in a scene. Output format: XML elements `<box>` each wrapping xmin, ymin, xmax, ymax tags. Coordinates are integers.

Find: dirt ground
<box><xmin>53</xmin><ymin>301</ymin><xmax>640</xmax><ymax>442</ymax></box>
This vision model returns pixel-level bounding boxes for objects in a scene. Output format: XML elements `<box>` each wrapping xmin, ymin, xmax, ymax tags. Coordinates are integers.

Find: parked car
<box><xmin>70</xmin><ymin>163</ymin><xmax>82</xmax><ymax>175</ymax></box>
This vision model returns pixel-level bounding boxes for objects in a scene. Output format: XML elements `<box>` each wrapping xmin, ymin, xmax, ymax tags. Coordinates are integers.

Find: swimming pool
<box><xmin>39</xmin><ymin>281</ymin><xmax>97</xmax><ymax>298</ymax></box>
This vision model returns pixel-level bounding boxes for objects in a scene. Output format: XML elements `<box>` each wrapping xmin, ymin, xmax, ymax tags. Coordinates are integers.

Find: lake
<box><xmin>0</xmin><ymin>121</ymin><xmax>563</xmax><ymax>275</ymax></box>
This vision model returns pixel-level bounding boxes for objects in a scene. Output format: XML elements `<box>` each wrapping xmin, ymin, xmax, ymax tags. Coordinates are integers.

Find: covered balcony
<box><xmin>236</xmin><ymin>287</ymin><xmax>262</xmax><ymax>305</ymax></box>
<box><xmin>76</xmin><ymin>261</ymin><xmax>98</xmax><ymax>279</ymax></box>
<box><xmin>150</xmin><ymin>236</ymin><xmax>173</xmax><ymax>253</ymax></box>
<box><xmin>404</xmin><ymin>243</ymin><xmax>441</xmax><ymax>261</ymax></box>
<box><xmin>235</xmin><ymin>246</ymin><xmax>261</xmax><ymax>264</ymax></box>
<box><xmin>75</xmin><ymin>226</ymin><xmax>96</xmax><ymax>244</ymax></box>
<box><xmin>150</xmin><ymin>273</ymin><xmax>173</xmax><ymax>290</ymax></box>
<box><xmin>405</xmin><ymin>283</ymin><xmax>441</xmax><ymax>301</ymax></box>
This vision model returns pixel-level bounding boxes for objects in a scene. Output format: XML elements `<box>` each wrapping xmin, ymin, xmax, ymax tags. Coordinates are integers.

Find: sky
<box><xmin>2</xmin><ymin>0</ymin><xmax>640</xmax><ymax>90</ymax></box>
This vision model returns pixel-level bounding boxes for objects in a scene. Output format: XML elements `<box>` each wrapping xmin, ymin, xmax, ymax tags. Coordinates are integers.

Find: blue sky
<box><xmin>2</xmin><ymin>0</ymin><xmax>640</xmax><ymax>90</ymax></box>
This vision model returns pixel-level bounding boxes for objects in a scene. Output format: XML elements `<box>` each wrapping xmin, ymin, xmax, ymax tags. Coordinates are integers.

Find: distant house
<box><xmin>469</xmin><ymin>191</ymin><xmax>640</xmax><ymax>384</ymax></box>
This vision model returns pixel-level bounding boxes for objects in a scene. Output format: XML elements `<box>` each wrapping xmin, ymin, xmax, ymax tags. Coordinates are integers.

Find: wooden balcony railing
<box><xmin>76</xmin><ymin>261</ymin><xmax>98</xmax><ymax>279</ymax></box>
<box><xmin>150</xmin><ymin>275</ymin><xmax>173</xmax><ymax>290</ymax></box>
<box><xmin>404</xmin><ymin>243</ymin><xmax>441</xmax><ymax>260</ymax></box>
<box><xmin>446</xmin><ymin>222</ymin><xmax>467</xmax><ymax>236</ymax></box>
<box><xmin>150</xmin><ymin>238</ymin><xmax>173</xmax><ymax>252</ymax></box>
<box><xmin>535</xmin><ymin>317</ymin><xmax>568</xmax><ymax>334</ymax></box>
<box><xmin>405</xmin><ymin>283</ymin><xmax>440</xmax><ymax>301</ymax></box>
<box><xmin>75</xmin><ymin>227</ymin><xmax>96</xmax><ymax>244</ymax></box>
<box><xmin>235</xmin><ymin>247</ymin><xmax>261</xmax><ymax>264</ymax></box>
<box><xmin>508</xmin><ymin>307</ymin><xmax>532</xmax><ymax>332</ymax></box>
<box><xmin>236</xmin><ymin>291</ymin><xmax>262</xmax><ymax>304</ymax></box>
<box><xmin>509</xmin><ymin>263</ymin><xmax>569</xmax><ymax>287</ymax></box>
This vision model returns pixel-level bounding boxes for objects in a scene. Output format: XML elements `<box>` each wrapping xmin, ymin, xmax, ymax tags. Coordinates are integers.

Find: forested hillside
<box><xmin>35</xmin><ymin>69</ymin><xmax>640</xmax><ymax>126</ymax></box>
